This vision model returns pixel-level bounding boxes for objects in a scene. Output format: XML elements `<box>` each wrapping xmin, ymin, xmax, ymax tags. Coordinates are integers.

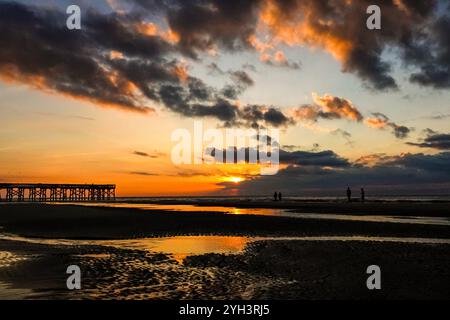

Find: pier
<box><xmin>0</xmin><ymin>184</ymin><xmax>116</xmax><ymax>202</ymax></box>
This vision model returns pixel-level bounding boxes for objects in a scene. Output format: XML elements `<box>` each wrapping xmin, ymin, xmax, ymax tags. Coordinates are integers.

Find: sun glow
<box><xmin>227</xmin><ymin>177</ymin><xmax>244</xmax><ymax>184</ymax></box>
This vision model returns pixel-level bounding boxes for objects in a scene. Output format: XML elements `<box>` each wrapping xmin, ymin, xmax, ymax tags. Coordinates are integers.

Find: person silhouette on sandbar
<box><xmin>347</xmin><ymin>187</ymin><xmax>352</xmax><ymax>203</ymax></box>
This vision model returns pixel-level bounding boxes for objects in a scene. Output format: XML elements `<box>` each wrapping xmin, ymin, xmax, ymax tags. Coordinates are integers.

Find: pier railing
<box><xmin>0</xmin><ymin>184</ymin><xmax>116</xmax><ymax>202</ymax></box>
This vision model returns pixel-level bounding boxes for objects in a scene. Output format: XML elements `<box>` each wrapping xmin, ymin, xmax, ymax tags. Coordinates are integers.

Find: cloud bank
<box><xmin>220</xmin><ymin>149</ymin><xmax>450</xmax><ymax>195</ymax></box>
<box><xmin>1</xmin><ymin>0</ymin><xmax>449</xmax><ymax>127</ymax></box>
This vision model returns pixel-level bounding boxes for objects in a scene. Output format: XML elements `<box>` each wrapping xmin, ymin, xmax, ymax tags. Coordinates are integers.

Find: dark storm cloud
<box><xmin>237</xmin><ymin>105</ymin><xmax>294</xmax><ymax>128</ymax></box>
<box><xmin>125</xmin><ymin>0</ymin><xmax>449</xmax><ymax>90</ymax></box>
<box><xmin>207</xmin><ymin>64</ymin><xmax>256</xmax><ymax>99</ymax></box>
<box><xmin>391</xmin><ymin>124</ymin><xmax>412</xmax><ymax>139</ymax></box>
<box><xmin>407</xmin><ymin>133</ymin><xmax>450</xmax><ymax>150</ymax></box>
<box><xmin>221</xmin><ymin>70</ymin><xmax>255</xmax><ymax>99</ymax></box>
<box><xmin>187</xmin><ymin>78</ymin><xmax>215</xmax><ymax>101</ymax></box>
<box><xmin>122</xmin><ymin>0</ymin><xmax>263</xmax><ymax>55</ymax></box>
<box><xmin>252</xmin><ymin>0</ymin><xmax>449</xmax><ymax>90</ymax></box>
<box><xmin>208</xmin><ymin>63</ymin><xmax>256</xmax><ymax>84</ymax></box>
<box><xmin>3</xmin><ymin>0</ymin><xmax>449</xmax><ymax>132</ymax></box>
<box><xmin>222</xmin><ymin>151</ymin><xmax>450</xmax><ymax>195</ymax></box>
<box><xmin>157</xmin><ymin>84</ymin><xmax>238</xmax><ymax>122</ymax></box>
<box><xmin>279</xmin><ymin>149</ymin><xmax>351</xmax><ymax>167</ymax></box>
<box><xmin>0</xmin><ymin>2</ymin><xmax>172</xmax><ymax>113</ymax></box>
<box><xmin>160</xmin><ymin>0</ymin><xmax>263</xmax><ymax>56</ymax></box>
<box><xmin>220</xmin><ymin>85</ymin><xmax>241</xmax><ymax>100</ymax></box>
<box><xmin>229</xmin><ymin>70</ymin><xmax>254</xmax><ymax>88</ymax></box>
<box><xmin>407</xmin><ymin>16</ymin><xmax>450</xmax><ymax>89</ymax></box>
<box><xmin>209</xmin><ymin>147</ymin><xmax>350</xmax><ymax>168</ymax></box>
<box><xmin>263</xmin><ymin>108</ymin><xmax>294</xmax><ymax>127</ymax></box>
<box><xmin>345</xmin><ymin>48</ymin><xmax>397</xmax><ymax>90</ymax></box>
<box><xmin>0</xmin><ymin>1</ymin><xmax>292</xmax><ymax>127</ymax></box>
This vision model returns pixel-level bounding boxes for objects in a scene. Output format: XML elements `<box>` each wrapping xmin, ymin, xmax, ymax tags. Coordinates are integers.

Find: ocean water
<box><xmin>60</xmin><ymin>201</ymin><xmax>450</xmax><ymax>226</ymax></box>
<box><xmin>2</xmin><ymin>233</ymin><xmax>450</xmax><ymax>263</ymax></box>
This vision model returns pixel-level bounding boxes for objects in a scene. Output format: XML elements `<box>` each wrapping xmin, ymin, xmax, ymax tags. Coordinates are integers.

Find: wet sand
<box><xmin>0</xmin><ymin>239</ymin><xmax>449</xmax><ymax>299</ymax></box>
<box><xmin>0</xmin><ymin>203</ymin><xmax>449</xmax><ymax>239</ymax></box>
<box><xmin>0</xmin><ymin>203</ymin><xmax>449</xmax><ymax>299</ymax></box>
<box><xmin>121</xmin><ymin>198</ymin><xmax>450</xmax><ymax>216</ymax></box>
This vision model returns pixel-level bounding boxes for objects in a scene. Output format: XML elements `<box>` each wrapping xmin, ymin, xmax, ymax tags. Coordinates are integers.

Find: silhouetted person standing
<box><xmin>361</xmin><ymin>188</ymin><xmax>365</xmax><ymax>203</ymax></box>
<box><xmin>278</xmin><ymin>192</ymin><xmax>282</xmax><ymax>201</ymax></box>
<box><xmin>347</xmin><ymin>187</ymin><xmax>352</xmax><ymax>202</ymax></box>
<box><xmin>274</xmin><ymin>192</ymin><xmax>278</xmax><ymax>201</ymax></box>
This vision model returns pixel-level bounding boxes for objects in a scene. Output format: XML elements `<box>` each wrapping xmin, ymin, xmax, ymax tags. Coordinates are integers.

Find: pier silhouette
<box><xmin>0</xmin><ymin>183</ymin><xmax>116</xmax><ymax>202</ymax></box>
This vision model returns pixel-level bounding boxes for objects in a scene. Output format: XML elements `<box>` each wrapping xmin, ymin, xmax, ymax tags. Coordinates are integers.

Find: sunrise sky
<box><xmin>0</xmin><ymin>0</ymin><xmax>449</xmax><ymax>196</ymax></box>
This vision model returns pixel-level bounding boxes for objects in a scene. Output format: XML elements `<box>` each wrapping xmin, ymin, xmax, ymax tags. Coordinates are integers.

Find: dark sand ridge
<box><xmin>119</xmin><ymin>198</ymin><xmax>450</xmax><ymax>216</ymax></box>
<box><xmin>0</xmin><ymin>204</ymin><xmax>449</xmax><ymax>239</ymax></box>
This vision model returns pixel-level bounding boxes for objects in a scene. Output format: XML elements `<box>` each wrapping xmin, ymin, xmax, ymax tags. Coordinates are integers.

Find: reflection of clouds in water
<box><xmin>102</xmin><ymin>236</ymin><xmax>251</xmax><ymax>258</ymax></box>
<box><xmin>58</xmin><ymin>202</ymin><xmax>450</xmax><ymax>226</ymax></box>
<box><xmin>58</xmin><ymin>202</ymin><xmax>288</xmax><ymax>216</ymax></box>
<box><xmin>138</xmin><ymin>236</ymin><xmax>251</xmax><ymax>263</ymax></box>
<box><xmin>0</xmin><ymin>234</ymin><xmax>253</xmax><ymax>260</ymax></box>
<box><xmin>2</xmin><ymin>234</ymin><xmax>450</xmax><ymax>263</ymax></box>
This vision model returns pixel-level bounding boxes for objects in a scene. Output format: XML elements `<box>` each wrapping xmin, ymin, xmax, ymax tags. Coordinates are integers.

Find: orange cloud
<box><xmin>0</xmin><ymin>64</ymin><xmax>47</xmax><ymax>90</ymax></box>
<box><xmin>365</xmin><ymin>117</ymin><xmax>389</xmax><ymax>129</ymax></box>
<box><xmin>135</xmin><ymin>22</ymin><xmax>180</xmax><ymax>44</ymax></box>
<box><xmin>258</xmin><ymin>0</ymin><xmax>353</xmax><ymax>62</ymax></box>
<box><xmin>312</xmin><ymin>93</ymin><xmax>363</xmax><ymax>122</ymax></box>
<box><xmin>292</xmin><ymin>104</ymin><xmax>320</xmax><ymax>121</ymax></box>
<box><xmin>364</xmin><ymin>113</ymin><xmax>412</xmax><ymax>139</ymax></box>
<box><xmin>248</xmin><ymin>34</ymin><xmax>273</xmax><ymax>53</ymax></box>
<box><xmin>274</xmin><ymin>51</ymin><xmax>288</xmax><ymax>63</ymax></box>
<box><xmin>0</xmin><ymin>64</ymin><xmax>153</xmax><ymax>114</ymax></box>
<box><xmin>248</xmin><ymin>34</ymin><xmax>299</xmax><ymax>69</ymax></box>
<box><xmin>110</xmin><ymin>50</ymin><xmax>124</xmax><ymax>60</ymax></box>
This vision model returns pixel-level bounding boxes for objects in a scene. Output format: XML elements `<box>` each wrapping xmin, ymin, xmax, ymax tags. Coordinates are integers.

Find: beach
<box><xmin>0</xmin><ymin>201</ymin><xmax>449</xmax><ymax>299</ymax></box>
